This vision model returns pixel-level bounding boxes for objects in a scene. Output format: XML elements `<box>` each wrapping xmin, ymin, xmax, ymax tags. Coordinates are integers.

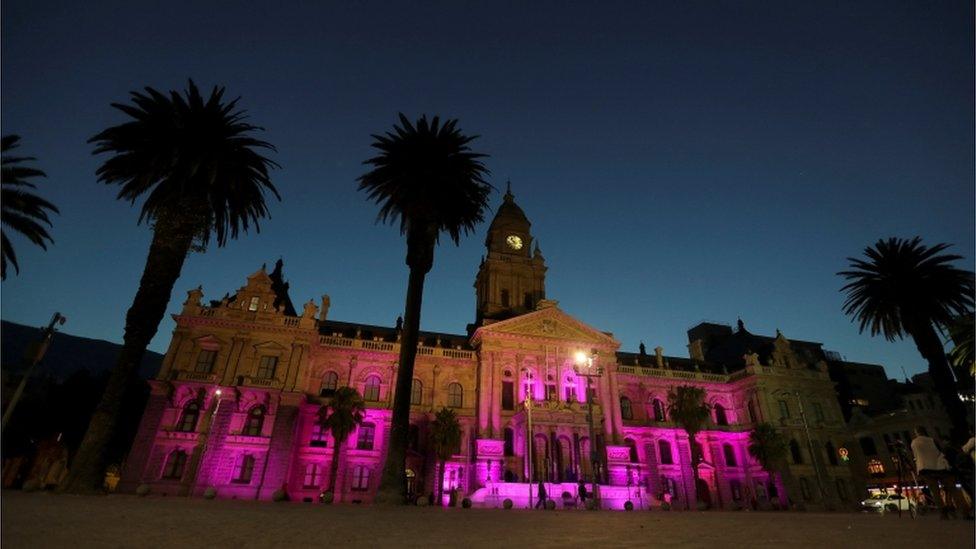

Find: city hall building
<box><xmin>120</xmin><ymin>189</ymin><xmax>859</xmax><ymax>509</ymax></box>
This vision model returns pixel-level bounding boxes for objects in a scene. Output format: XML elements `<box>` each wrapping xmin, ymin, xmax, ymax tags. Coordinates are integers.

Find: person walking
<box><xmin>911</xmin><ymin>428</ymin><xmax>967</xmax><ymax>519</ymax></box>
<box><xmin>578</xmin><ymin>480</ymin><xmax>587</xmax><ymax>509</ymax></box>
<box><xmin>535</xmin><ymin>480</ymin><xmax>547</xmax><ymax>509</ymax></box>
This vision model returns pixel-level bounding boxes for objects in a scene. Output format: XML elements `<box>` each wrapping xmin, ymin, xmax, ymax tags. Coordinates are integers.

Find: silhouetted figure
<box><xmin>395</xmin><ymin>316</ymin><xmax>403</xmax><ymax>332</ymax></box>
<box><xmin>535</xmin><ymin>480</ymin><xmax>547</xmax><ymax>509</ymax></box>
<box><xmin>639</xmin><ymin>341</ymin><xmax>646</xmax><ymax>356</ymax></box>
<box><xmin>578</xmin><ymin>480</ymin><xmax>587</xmax><ymax>507</ymax></box>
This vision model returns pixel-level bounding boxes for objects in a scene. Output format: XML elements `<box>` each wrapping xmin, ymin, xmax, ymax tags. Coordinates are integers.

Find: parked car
<box><xmin>860</xmin><ymin>494</ymin><xmax>914</xmax><ymax>513</ymax></box>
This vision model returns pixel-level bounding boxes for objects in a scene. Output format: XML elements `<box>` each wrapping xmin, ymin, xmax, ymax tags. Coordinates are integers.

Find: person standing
<box><xmin>535</xmin><ymin>480</ymin><xmax>547</xmax><ymax>509</ymax></box>
<box><xmin>578</xmin><ymin>480</ymin><xmax>587</xmax><ymax>509</ymax></box>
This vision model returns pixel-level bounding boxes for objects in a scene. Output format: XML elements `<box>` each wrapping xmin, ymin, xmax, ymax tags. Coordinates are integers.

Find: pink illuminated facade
<box><xmin>120</xmin><ymin>189</ymin><xmax>859</xmax><ymax>509</ymax></box>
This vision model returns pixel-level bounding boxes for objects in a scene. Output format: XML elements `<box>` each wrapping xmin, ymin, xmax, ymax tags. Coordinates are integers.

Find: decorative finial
<box><xmin>504</xmin><ymin>180</ymin><xmax>514</xmax><ymax>201</ymax></box>
<box><xmin>736</xmin><ymin>318</ymin><xmax>745</xmax><ymax>332</ymax></box>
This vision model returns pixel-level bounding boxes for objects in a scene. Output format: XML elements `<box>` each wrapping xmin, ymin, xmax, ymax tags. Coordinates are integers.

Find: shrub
<box><xmin>545</xmin><ymin>499</ymin><xmax>556</xmax><ymax>510</ymax></box>
<box><xmin>624</xmin><ymin>501</ymin><xmax>634</xmax><ymax>511</ymax></box>
<box><xmin>561</xmin><ymin>491</ymin><xmax>572</xmax><ymax>499</ymax></box>
<box><xmin>696</xmin><ymin>501</ymin><xmax>709</xmax><ymax>511</ymax></box>
<box><xmin>203</xmin><ymin>487</ymin><xmax>217</xmax><ymax>499</ymax></box>
<box><xmin>416</xmin><ymin>495</ymin><xmax>429</xmax><ymax>506</ymax></box>
<box><xmin>22</xmin><ymin>480</ymin><xmax>41</xmax><ymax>493</ymax></box>
<box><xmin>585</xmin><ymin>499</ymin><xmax>597</xmax><ymax>511</ymax></box>
<box><xmin>135</xmin><ymin>484</ymin><xmax>151</xmax><ymax>497</ymax></box>
<box><xmin>660</xmin><ymin>502</ymin><xmax>671</xmax><ymax>511</ymax></box>
<box><xmin>320</xmin><ymin>491</ymin><xmax>334</xmax><ymax>504</ymax></box>
<box><xmin>462</xmin><ymin>498</ymin><xmax>472</xmax><ymax>508</ymax></box>
<box><xmin>503</xmin><ymin>498</ymin><xmax>513</xmax><ymax>509</ymax></box>
<box><xmin>272</xmin><ymin>489</ymin><xmax>288</xmax><ymax>502</ymax></box>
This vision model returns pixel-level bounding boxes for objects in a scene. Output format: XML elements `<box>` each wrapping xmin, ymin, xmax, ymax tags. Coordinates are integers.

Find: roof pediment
<box><xmin>471</xmin><ymin>306</ymin><xmax>619</xmax><ymax>348</ymax></box>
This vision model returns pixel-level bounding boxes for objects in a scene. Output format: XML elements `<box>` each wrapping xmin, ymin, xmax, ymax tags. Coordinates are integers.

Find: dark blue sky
<box><xmin>2</xmin><ymin>1</ymin><xmax>973</xmax><ymax>379</ymax></box>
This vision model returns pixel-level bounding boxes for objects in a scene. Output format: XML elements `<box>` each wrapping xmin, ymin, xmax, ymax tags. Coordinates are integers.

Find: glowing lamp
<box><xmin>574</xmin><ymin>351</ymin><xmax>588</xmax><ymax>365</ymax></box>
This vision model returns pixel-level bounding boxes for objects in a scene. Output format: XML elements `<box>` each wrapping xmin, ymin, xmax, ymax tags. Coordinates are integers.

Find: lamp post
<box><xmin>523</xmin><ymin>369</ymin><xmax>534</xmax><ymax>509</ymax></box>
<box><xmin>574</xmin><ymin>350</ymin><xmax>602</xmax><ymax>510</ymax></box>
<box><xmin>1</xmin><ymin>312</ymin><xmax>66</xmax><ymax>432</ymax></box>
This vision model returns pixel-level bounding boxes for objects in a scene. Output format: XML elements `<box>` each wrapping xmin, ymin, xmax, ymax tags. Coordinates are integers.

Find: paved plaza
<box><xmin>2</xmin><ymin>491</ymin><xmax>973</xmax><ymax>548</ymax></box>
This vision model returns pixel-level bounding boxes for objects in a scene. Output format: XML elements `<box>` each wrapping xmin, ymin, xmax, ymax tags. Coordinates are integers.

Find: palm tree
<box><xmin>666</xmin><ymin>385</ymin><xmax>711</xmax><ymax>509</ymax></box>
<box><xmin>747</xmin><ymin>422</ymin><xmax>790</xmax><ymax>506</ymax></box>
<box><xmin>429</xmin><ymin>406</ymin><xmax>462</xmax><ymax>506</ymax></box>
<box><xmin>948</xmin><ymin>313</ymin><xmax>974</xmax><ymax>378</ymax></box>
<box><xmin>60</xmin><ymin>81</ymin><xmax>279</xmax><ymax>493</ymax></box>
<box><xmin>322</xmin><ymin>386</ymin><xmax>366</xmax><ymax>498</ymax></box>
<box><xmin>1</xmin><ymin>135</ymin><xmax>59</xmax><ymax>279</ymax></box>
<box><xmin>358</xmin><ymin>114</ymin><xmax>491</xmax><ymax>504</ymax></box>
<box><xmin>839</xmin><ymin>237</ymin><xmax>974</xmax><ymax>443</ymax></box>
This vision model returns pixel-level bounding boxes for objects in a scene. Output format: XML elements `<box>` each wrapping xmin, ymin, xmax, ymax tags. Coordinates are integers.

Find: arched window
<box><xmin>714</xmin><ymin>403</ymin><xmax>729</xmax><ymax>426</ymax></box>
<box><xmin>162</xmin><ymin>450</ymin><xmax>187</xmax><ymax>479</ymax></box>
<box><xmin>504</xmin><ymin>427</ymin><xmax>514</xmax><ymax>456</ymax></box>
<box><xmin>620</xmin><ymin>396</ymin><xmax>633</xmax><ymax>420</ymax></box>
<box><xmin>244</xmin><ymin>406</ymin><xmax>265</xmax><ymax>436</ymax></box>
<box><xmin>448</xmin><ymin>382</ymin><xmax>463</xmax><ymax>408</ymax></box>
<box><xmin>364</xmin><ymin>375</ymin><xmax>381</xmax><ymax>401</ymax></box>
<box><xmin>321</xmin><ymin>371</ymin><xmax>339</xmax><ymax>396</ymax></box>
<box><xmin>825</xmin><ymin>441</ymin><xmax>838</xmax><ymax>466</ymax></box>
<box><xmin>195</xmin><ymin>350</ymin><xmax>217</xmax><ymax>373</ymax></box>
<box><xmin>658</xmin><ymin>439</ymin><xmax>673</xmax><ymax>465</ymax></box>
<box><xmin>357</xmin><ymin>422</ymin><xmax>375</xmax><ymax>450</ymax></box>
<box><xmin>652</xmin><ymin>399</ymin><xmax>666</xmax><ymax>422</ymax></box>
<box><xmin>411</xmin><ymin>379</ymin><xmax>423</xmax><ymax>405</ymax></box>
<box><xmin>790</xmin><ymin>439</ymin><xmax>803</xmax><ymax>464</ymax></box>
<box><xmin>723</xmin><ymin>443</ymin><xmax>737</xmax><ymax>467</ymax></box>
<box><xmin>177</xmin><ymin>402</ymin><xmax>199</xmax><ymax>432</ymax></box>
<box><xmin>233</xmin><ymin>454</ymin><xmax>255</xmax><ymax>483</ymax></box>
<box><xmin>626</xmin><ymin>438</ymin><xmax>639</xmax><ymax>463</ymax></box>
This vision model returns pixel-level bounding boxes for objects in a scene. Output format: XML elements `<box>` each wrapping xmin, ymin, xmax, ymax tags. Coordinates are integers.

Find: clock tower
<box><xmin>474</xmin><ymin>184</ymin><xmax>547</xmax><ymax>324</ymax></box>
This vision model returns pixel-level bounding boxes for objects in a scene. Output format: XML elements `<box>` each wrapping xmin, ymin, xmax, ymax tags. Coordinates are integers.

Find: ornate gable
<box><xmin>471</xmin><ymin>306</ymin><xmax>619</xmax><ymax>348</ymax></box>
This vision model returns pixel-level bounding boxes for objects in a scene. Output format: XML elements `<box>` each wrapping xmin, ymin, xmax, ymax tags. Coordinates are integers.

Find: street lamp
<box><xmin>794</xmin><ymin>391</ymin><xmax>828</xmax><ymax>506</ymax></box>
<box><xmin>574</xmin><ymin>350</ymin><xmax>602</xmax><ymax>510</ymax></box>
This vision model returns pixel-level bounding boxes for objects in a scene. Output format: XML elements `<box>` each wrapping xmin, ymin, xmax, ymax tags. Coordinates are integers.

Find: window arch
<box><xmin>447</xmin><ymin>382</ymin><xmax>463</xmax><ymax>408</ymax></box>
<box><xmin>658</xmin><ymin>439</ymin><xmax>673</xmax><ymax>465</ymax></box>
<box><xmin>652</xmin><ymin>398</ymin><xmax>666</xmax><ymax>422</ymax></box>
<box><xmin>411</xmin><ymin>378</ymin><xmax>423</xmax><ymax>406</ymax></box>
<box><xmin>364</xmin><ymin>375</ymin><xmax>381</xmax><ymax>401</ymax></box>
<box><xmin>625</xmin><ymin>438</ymin><xmax>639</xmax><ymax>463</ymax></box>
<box><xmin>789</xmin><ymin>439</ymin><xmax>803</xmax><ymax>464</ymax></box>
<box><xmin>244</xmin><ymin>406</ymin><xmax>265</xmax><ymax>436</ymax></box>
<box><xmin>162</xmin><ymin>450</ymin><xmax>187</xmax><ymax>479</ymax></box>
<box><xmin>177</xmin><ymin>402</ymin><xmax>200</xmax><ymax>432</ymax></box>
<box><xmin>713</xmin><ymin>403</ymin><xmax>729</xmax><ymax>426</ymax></box>
<box><xmin>620</xmin><ymin>396</ymin><xmax>633</xmax><ymax>420</ymax></box>
<box><xmin>723</xmin><ymin>443</ymin><xmax>737</xmax><ymax>467</ymax></box>
<box><xmin>321</xmin><ymin>371</ymin><xmax>339</xmax><ymax>396</ymax></box>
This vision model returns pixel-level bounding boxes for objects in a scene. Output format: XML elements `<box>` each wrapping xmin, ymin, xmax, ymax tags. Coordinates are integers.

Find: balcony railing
<box><xmin>175</xmin><ymin>370</ymin><xmax>218</xmax><ymax>383</ymax></box>
<box><xmin>616</xmin><ymin>365</ymin><xmax>729</xmax><ymax>383</ymax></box>
<box><xmin>317</xmin><ymin>335</ymin><xmax>476</xmax><ymax>360</ymax></box>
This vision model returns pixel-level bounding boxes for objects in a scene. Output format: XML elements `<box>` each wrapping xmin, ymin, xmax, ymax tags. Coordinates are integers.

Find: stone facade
<box><xmin>121</xmin><ymin>190</ymin><xmax>859</xmax><ymax>509</ymax></box>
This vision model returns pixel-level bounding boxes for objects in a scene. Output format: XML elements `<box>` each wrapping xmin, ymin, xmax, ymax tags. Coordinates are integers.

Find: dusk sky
<box><xmin>2</xmin><ymin>1</ymin><xmax>973</xmax><ymax>380</ymax></box>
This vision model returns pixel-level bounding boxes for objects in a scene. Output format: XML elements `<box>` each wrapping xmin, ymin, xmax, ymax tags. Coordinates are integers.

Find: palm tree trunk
<box><xmin>375</xmin><ymin>223</ymin><xmax>436</xmax><ymax>505</ymax></box>
<box><xmin>60</xmin><ymin>222</ymin><xmax>195</xmax><ymax>493</ymax></box>
<box><xmin>328</xmin><ymin>437</ymin><xmax>343</xmax><ymax>493</ymax></box>
<box><xmin>908</xmin><ymin>320</ymin><xmax>970</xmax><ymax>443</ymax></box>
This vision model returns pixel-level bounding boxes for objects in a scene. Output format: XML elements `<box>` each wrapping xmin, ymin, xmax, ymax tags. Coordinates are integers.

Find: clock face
<box><xmin>506</xmin><ymin>234</ymin><xmax>523</xmax><ymax>250</ymax></box>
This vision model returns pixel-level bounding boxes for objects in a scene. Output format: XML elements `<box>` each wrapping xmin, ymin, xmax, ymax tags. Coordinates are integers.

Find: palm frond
<box><xmin>1</xmin><ymin>134</ymin><xmax>58</xmax><ymax>279</ymax></box>
<box><xmin>89</xmin><ymin>79</ymin><xmax>280</xmax><ymax>246</ymax></box>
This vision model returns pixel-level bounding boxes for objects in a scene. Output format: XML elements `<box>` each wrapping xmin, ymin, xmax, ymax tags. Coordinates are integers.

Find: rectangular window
<box><xmin>351</xmin><ymin>466</ymin><xmax>370</xmax><ymax>491</ymax></box>
<box><xmin>195</xmin><ymin>350</ymin><xmax>217</xmax><ymax>373</ymax></box>
<box><xmin>248</xmin><ymin>296</ymin><xmax>260</xmax><ymax>312</ymax></box>
<box><xmin>546</xmin><ymin>384</ymin><xmax>557</xmax><ymax>401</ymax></box>
<box><xmin>501</xmin><ymin>289</ymin><xmax>510</xmax><ymax>307</ymax></box>
<box><xmin>357</xmin><ymin>423</ymin><xmax>375</xmax><ymax>450</ymax></box>
<box><xmin>303</xmin><ymin>463</ymin><xmax>322</xmax><ymax>488</ymax></box>
<box><xmin>778</xmin><ymin>400</ymin><xmax>790</xmax><ymax>419</ymax></box>
<box><xmin>523</xmin><ymin>293</ymin><xmax>533</xmax><ymax>309</ymax></box>
<box><xmin>257</xmin><ymin>356</ymin><xmax>278</xmax><ymax>379</ymax></box>
<box><xmin>310</xmin><ymin>423</ymin><xmax>328</xmax><ymax>447</ymax></box>
<box><xmin>813</xmin><ymin>402</ymin><xmax>825</xmax><ymax>422</ymax></box>
<box><xmin>564</xmin><ymin>385</ymin><xmax>577</xmax><ymax>402</ymax></box>
<box><xmin>232</xmin><ymin>455</ymin><xmax>255</xmax><ymax>484</ymax></box>
<box><xmin>501</xmin><ymin>381</ymin><xmax>514</xmax><ymax>410</ymax></box>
